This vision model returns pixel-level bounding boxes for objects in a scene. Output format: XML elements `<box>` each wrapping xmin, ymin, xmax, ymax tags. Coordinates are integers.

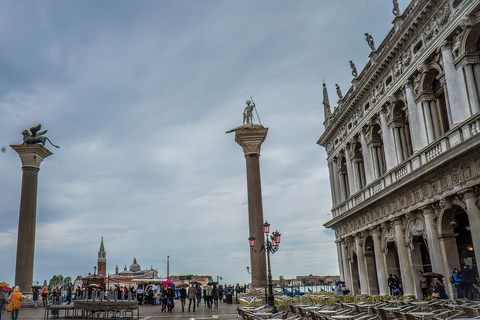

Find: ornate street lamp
<box><xmin>248</xmin><ymin>221</ymin><xmax>281</xmax><ymax>312</ymax></box>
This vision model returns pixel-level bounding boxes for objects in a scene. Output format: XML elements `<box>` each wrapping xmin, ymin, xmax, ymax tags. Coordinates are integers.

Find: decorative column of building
<box><xmin>229</xmin><ymin>124</ymin><xmax>268</xmax><ymax>288</ymax></box>
<box><xmin>441</xmin><ymin>42</ymin><xmax>470</xmax><ymax>124</ymax></box>
<box><xmin>371</xmin><ymin>227</ymin><xmax>389</xmax><ymax>295</ymax></box>
<box><xmin>405</xmin><ymin>81</ymin><xmax>428</xmax><ymax>151</ymax></box>
<box><xmin>329</xmin><ymin>160</ymin><xmax>341</xmax><ymax>206</ymax></box>
<box><xmin>341</xmin><ymin>240</ymin><xmax>352</xmax><ymax>289</ymax></box>
<box><xmin>379</xmin><ymin>106</ymin><xmax>397</xmax><ymax>170</ymax></box>
<box><xmin>360</xmin><ymin>127</ymin><xmax>374</xmax><ymax>184</ymax></box>
<box><xmin>393</xmin><ymin>218</ymin><xmax>415</xmax><ymax>296</ymax></box>
<box><xmin>354</xmin><ymin>233</ymin><xmax>369</xmax><ymax>294</ymax></box>
<box><xmin>344</xmin><ymin>144</ymin><xmax>357</xmax><ymax>194</ymax></box>
<box><xmin>463</xmin><ymin>61</ymin><xmax>480</xmax><ymax>114</ymax></box>
<box><xmin>421</xmin><ymin>99</ymin><xmax>436</xmax><ymax>143</ymax></box>
<box><xmin>460</xmin><ymin>189</ymin><xmax>480</xmax><ymax>267</ymax></box>
<box><xmin>335</xmin><ymin>239</ymin><xmax>345</xmax><ymax>281</ymax></box>
<box><xmin>420</xmin><ymin>206</ymin><xmax>444</xmax><ymax>273</ymax></box>
<box><xmin>10</xmin><ymin>144</ymin><xmax>52</xmax><ymax>294</ymax></box>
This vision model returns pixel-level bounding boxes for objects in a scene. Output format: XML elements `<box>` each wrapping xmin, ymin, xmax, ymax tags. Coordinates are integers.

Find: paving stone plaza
<box><xmin>10</xmin><ymin>303</ymin><xmax>239</xmax><ymax>320</ymax></box>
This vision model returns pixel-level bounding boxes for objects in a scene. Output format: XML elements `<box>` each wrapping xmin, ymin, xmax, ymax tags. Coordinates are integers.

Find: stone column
<box><xmin>354</xmin><ymin>233</ymin><xmax>369</xmax><ymax>294</ymax></box>
<box><xmin>441</xmin><ymin>42</ymin><xmax>470</xmax><ymax>124</ymax></box>
<box><xmin>371</xmin><ymin>227</ymin><xmax>389</xmax><ymax>295</ymax></box>
<box><xmin>10</xmin><ymin>144</ymin><xmax>52</xmax><ymax>294</ymax></box>
<box><xmin>405</xmin><ymin>81</ymin><xmax>428</xmax><ymax>151</ymax></box>
<box><xmin>379</xmin><ymin>107</ymin><xmax>397</xmax><ymax>170</ymax></box>
<box><xmin>341</xmin><ymin>241</ymin><xmax>352</xmax><ymax>288</ymax></box>
<box><xmin>344</xmin><ymin>144</ymin><xmax>357</xmax><ymax>194</ymax></box>
<box><xmin>393</xmin><ymin>218</ymin><xmax>415</xmax><ymax>296</ymax></box>
<box><xmin>336</xmin><ymin>239</ymin><xmax>345</xmax><ymax>281</ymax></box>
<box><xmin>464</xmin><ymin>64</ymin><xmax>480</xmax><ymax>114</ymax></box>
<box><xmin>360</xmin><ymin>128</ymin><xmax>374</xmax><ymax>184</ymax></box>
<box><xmin>460</xmin><ymin>189</ymin><xmax>480</xmax><ymax>267</ymax></box>
<box><xmin>421</xmin><ymin>206</ymin><xmax>444</xmax><ymax>273</ymax></box>
<box><xmin>230</xmin><ymin>125</ymin><xmax>268</xmax><ymax>288</ymax></box>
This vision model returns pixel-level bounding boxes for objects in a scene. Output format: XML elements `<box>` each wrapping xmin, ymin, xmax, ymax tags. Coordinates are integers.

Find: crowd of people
<box><xmin>0</xmin><ymin>281</ymin><xmax>244</xmax><ymax>317</ymax></box>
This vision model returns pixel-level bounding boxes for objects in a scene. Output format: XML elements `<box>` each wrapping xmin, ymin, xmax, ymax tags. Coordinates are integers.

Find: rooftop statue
<box><xmin>335</xmin><ymin>84</ymin><xmax>343</xmax><ymax>99</ymax></box>
<box><xmin>350</xmin><ymin>60</ymin><xmax>358</xmax><ymax>78</ymax></box>
<box><xmin>392</xmin><ymin>0</ymin><xmax>401</xmax><ymax>17</ymax></box>
<box><xmin>365</xmin><ymin>33</ymin><xmax>376</xmax><ymax>51</ymax></box>
<box><xmin>22</xmin><ymin>124</ymin><xmax>60</xmax><ymax>148</ymax></box>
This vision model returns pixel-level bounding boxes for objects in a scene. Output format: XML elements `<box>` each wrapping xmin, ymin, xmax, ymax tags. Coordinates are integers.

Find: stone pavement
<box><xmin>9</xmin><ymin>302</ymin><xmax>239</xmax><ymax>320</ymax></box>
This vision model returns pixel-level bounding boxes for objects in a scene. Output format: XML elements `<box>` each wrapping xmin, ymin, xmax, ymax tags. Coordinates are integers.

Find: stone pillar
<box><xmin>464</xmin><ymin>64</ymin><xmax>480</xmax><ymax>114</ymax></box>
<box><xmin>421</xmin><ymin>206</ymin><xmax>444</xmax><ymax>273</ymax></box>
<box><xmin>441</xmin><ymin>42</ymin><xmax>470</xmax><ymax>124</ymax></box>
<box><xmin>230</xmin><ymin>125</ymin><xmax>268</xmax><ymax>288</ymax></box>
<box><xmin>336</xmin><ymin>239</ymin><xmax>345</xmax><ymax>281</ymax></box>
<box><xmin>341</xmin><ymin>241</ymin><xmax>352</xmax><ymax>288</ymax></box>
<box><xmin>393</xmin><ymin>218</ymin><xmax>415</xmax><ymax>296</ymax></box>
<box><xmin>354</xmin><ymin>233</ymin><xmax>369</xmax><ymax>294</ymax></box>
<box><xmin>360</xmin><ymin>128</ymin><xmax>374</xmax><ymax>184</ymax></box>
<box><xmin>344</xmin><ymin>144</ymin><xmax>357</xmax><ymax>194</ymax></box>
<box><xmin>10</xmin><ymin>144</ymin><xmax>52</xmax><ymax>294</ymax></box>
<box><xmin>405</xmin><ymin>81</ymin><xmax>428</xmax><ymax>151</ymax></box>
<box><xmin>379</xmin><ymin>107</ymin><xmax>397</xmax><ymax>170</ymax></box>
<box><xmin>461</xmin><ymin>189</ymin><xmax>480</xmax><ymax>268</ymax></box>
<box><xmin>371</xmin><ymin>227</ymin><xmax>389</xmax><ymax>295</ymax></box>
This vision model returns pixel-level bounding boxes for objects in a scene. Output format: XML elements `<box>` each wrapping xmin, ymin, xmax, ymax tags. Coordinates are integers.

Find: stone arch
<box><xmin>464</xmin><ymin>21</ymin><xmax>480</xmax><ymax>54</ymax></box>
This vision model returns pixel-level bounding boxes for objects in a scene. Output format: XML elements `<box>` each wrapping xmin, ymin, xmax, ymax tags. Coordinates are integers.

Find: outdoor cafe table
<box><xmin>317</xmin><ymin>310</ymin><xmax>337</xmax><ymax>315</ymax></box>
<box><xmin>409</xmin><ymin>311</ymin><xmax>434</xmax><ymax>320</ymax></box>
<box><xmin>331</xmin><ymin>315</ymin><xmax>356</xmax><ymax>320</ymax></box>
<box><xmin>383</xmin><ymin>307</ymin><xmax>401</xmax><ymax>317</ymax></box>
<box><xmin>411</xmin><ymin>301</ymin><xmax>429</xmax><ymax>311</ymax></box>
<box><xmin>252</xmin><ymin>312</ymin><xmax>274</xmax><ymax>319</ymax></box>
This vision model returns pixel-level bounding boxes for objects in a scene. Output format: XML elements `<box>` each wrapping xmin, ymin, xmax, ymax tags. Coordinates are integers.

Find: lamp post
<box><xmin>248</xmin><ymin>221</ymin><xmax>281</xmax><ymax>312</ymax></box>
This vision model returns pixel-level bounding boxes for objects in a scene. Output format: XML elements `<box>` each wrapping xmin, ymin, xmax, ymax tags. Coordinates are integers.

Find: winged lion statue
<box><xmin>22</xmin><ymin>124</ymin><xmax>60</xmax><ymax>148</ymax></box>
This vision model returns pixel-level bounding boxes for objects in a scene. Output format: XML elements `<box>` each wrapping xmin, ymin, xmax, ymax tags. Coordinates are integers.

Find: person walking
<box><xmin>187</xmin><ymin>284</ymin><xmax>196</xmax><ymax>312</ymax></box>
<box><xmin>205</xmin><ymin>285</ymin><xmax>212</xmax><ymax>308</ymax></box>
<box><xmin>460</xmin><ymin>264</ymin><xmax>475</xmax><ymax>300</ymax></box>
<box><xmin>418</xmin><ymin>271</ymin><xmax>429</xmax><ymax>300</ymax></box>
<box><xmin>179</xmin><ymin>285</ymin><xmax>186</xmax><ymax>312</ymax></box>
<box><xmin>9</xmin><ymin>286</ymin><xmax>22</xmax><ymax>320</ymax></box>
<box><xmin>452</xmin><ymin>268</ymin><xmax>463</xmax><ymax>298</ymax></box>
<box><xmin>32</xmin><ymin>288</ymin><xmax>39</xmax><ymax>309</ymax></box>
<box><xmin>41</xmin><ymin>287</ymin><xmax>49</xmax><ymax>307</ymax></box>
<box><xmin>432</xmin><ymin>279</ymin><xmax>449</xmax><ymax>300</ymax></box>
<box><xmin>0</xmin><ymin>288</ymin><xmax>6</xmax><ymax>320</ymax></box>
<box><xmin>212</xmin><ymin>285</ymin><xmax>219</xmax><ymax>309</ymax></box>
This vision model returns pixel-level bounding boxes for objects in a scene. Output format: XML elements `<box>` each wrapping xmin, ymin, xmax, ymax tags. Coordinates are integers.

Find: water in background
<box><xmin>277</xmin><ymin>285</ymin><xmax>335</xmax><ymax>293</ymax></box>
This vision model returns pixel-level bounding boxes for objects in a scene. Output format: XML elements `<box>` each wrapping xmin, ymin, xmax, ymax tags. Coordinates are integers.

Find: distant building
<box><xmin>319</xmin><ymin>0</ymin><xmax>480</xmax><ymax>299</ymax></box>
<box><xmin>83</xmin><ymin>238</ymin><xmax>160</xmax><ymax>289</ymax></box>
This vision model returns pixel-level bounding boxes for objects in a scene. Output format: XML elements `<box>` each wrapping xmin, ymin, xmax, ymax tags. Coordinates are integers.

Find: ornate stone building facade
<box><xmin>318</xmin><ymin>0</ymin><xmax>480</xmax><ymax>298</ymax></box>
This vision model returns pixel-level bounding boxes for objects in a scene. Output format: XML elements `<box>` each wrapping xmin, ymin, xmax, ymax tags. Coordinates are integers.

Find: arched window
<box><xmin>339</xmin><ymin>156</ymin><xmax>350</xmax><ymax>201</ymax></box>
<box><xmin>461</xmin><ymin>22</ymin><xmax>480</xmax><ymax>115</ymax></box>
<box><xmin>392</xmin><ymin>101</ymin><xmax>413</xmax><ymax>162</ymax></box>
<box><xmin>353</xmin><ymin>141</ymin><xmax>366</xmax><ymax>190</ymax></box>
<box><xmin>421</xmin><ymin>69</ymin><xmax>450</xmax><ymax>141</ymax></box>
<box><xmin>369</xmin><ymin>123</ymin><xmax>386</xmax><ymax>178</ymax></box>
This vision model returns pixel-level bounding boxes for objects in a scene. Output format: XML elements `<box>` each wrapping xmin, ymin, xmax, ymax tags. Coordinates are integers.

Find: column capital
<box><xmin>441</xmin><ymin>40</ymin><xmax>453</xmax><ymax>52</ymax></box>
<box><xmin>10</xmin><ymin>144</ymin><xmax>53</xmax><ymax>169</ymax></box>
<box><xmin>419</xmin><ymin>205</ymin><xmax>435</xmax><ymax>215</ymax></box>
<box><xmin>459</xmin><ymin>188</ymin><xmax>479</xmax><ymax>200</ymax></box>
<box><xmin>227</xmin><ymin>124</ymin><xmax>268</xmax><ymax>156</ymax></box>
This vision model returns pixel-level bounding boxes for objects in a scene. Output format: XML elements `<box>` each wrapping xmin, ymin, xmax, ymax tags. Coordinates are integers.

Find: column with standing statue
<box><xmin>227</xmin><ymin>99</ymin><xmax>268</xmax><ymax>288</ymax></box>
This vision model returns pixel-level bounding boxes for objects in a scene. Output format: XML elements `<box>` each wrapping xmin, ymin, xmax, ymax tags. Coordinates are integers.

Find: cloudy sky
<box><xmin>0</xmin><ymin>0</ymin><xmax>409</xmax><ymax>286</ymax></box>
